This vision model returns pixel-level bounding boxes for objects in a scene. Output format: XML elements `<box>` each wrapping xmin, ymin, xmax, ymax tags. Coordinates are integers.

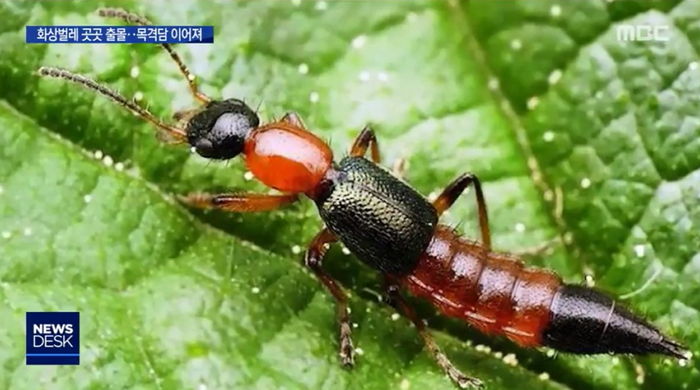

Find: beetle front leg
<box><xmin>180</xmin><ymin>192</ymin><xmax>298</xmax><ymax>212</ymax></box>
<box><xmin>304</xmin><ymin>228</ymin><xmax>355</xmax><ymax>367</ymax></box>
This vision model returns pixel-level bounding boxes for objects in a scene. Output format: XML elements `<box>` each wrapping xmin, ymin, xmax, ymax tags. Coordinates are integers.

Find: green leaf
<box><xmin>0</xmin><ymin>0</ymin><xmax>697</xmax><ymax>389</ymax></box>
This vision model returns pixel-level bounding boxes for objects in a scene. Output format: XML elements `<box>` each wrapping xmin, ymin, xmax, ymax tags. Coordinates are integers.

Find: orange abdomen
<box><xmin>244</xmin><ymin>122</ymin><xmax>333</xmax><ymax>194</ymax></box>
<box><xmin>400</xmin><ymin>225</ymin><xmax>561</xmax><ymax>347</ymax></box>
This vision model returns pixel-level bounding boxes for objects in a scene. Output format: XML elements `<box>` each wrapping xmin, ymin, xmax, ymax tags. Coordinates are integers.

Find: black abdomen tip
<box><xmin>542</xmin><ymin>285</ymin><xmax>689</xmax><ymax>360</ymax></box>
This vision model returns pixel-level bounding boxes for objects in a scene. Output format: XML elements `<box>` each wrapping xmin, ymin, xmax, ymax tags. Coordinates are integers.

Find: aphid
<box><xmin>38</xmin><ymin>8</ymin><xmax>689</xmax><ymax>389</ymax></box>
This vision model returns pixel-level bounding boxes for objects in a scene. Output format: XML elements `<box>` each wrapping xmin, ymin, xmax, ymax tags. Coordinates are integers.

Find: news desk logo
<box><xmin>26</xmin><ymin>312</ymin><xmax>79</xmax><ymax>365</ymax></box>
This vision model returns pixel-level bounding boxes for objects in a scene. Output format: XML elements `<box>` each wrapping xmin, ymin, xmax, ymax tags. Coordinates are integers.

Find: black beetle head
<box><xmin>186</xmin><ymin>99</ymin><xmax>260</xmax><ymax>160</ymax></box>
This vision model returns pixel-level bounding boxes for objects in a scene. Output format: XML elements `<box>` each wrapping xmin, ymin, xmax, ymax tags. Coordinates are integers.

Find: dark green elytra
<box><xmin>317</xmin><ymin>157</ymin><xmax>438</xmax><ymax>274</ymax></box>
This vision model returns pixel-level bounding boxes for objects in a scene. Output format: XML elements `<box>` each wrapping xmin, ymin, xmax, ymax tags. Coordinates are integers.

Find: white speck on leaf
<box><xmin>2</xmin><ymin>231</ymin><xmax>11</xmax><ymax>239</ymax></box>
<box><xmin>351</xmin><ymin>35</ymin><xmax>367</xmax><ymax>49</ymax></box>
<box><xmin>23</xmin><ymin>227</ymin><xmax>32</xmax><ymax>236</ymax></box>
<box><xmin>309</xmin><ymin>91</ymin><xmax>320</xmax><ymax>103</ymax></box>
<box><xmin>527</xmin><ymin>96</ymin><xmax>539</xmax><ymax>109</ymax></box>
<box><xmin>243</xmin><ymin>171</ymin><xmax>254</xmax><ymax>181</ymax></box>
<box><xmin>548</xmin><ymin>69</ymin><xmax>562</xmax><ymax>85</ymax></box>
<box><xmin>103</xmin><ymin>155</ymin><xmax>114</xmax><ymax>167</ymax></box>
<box><xmin>251</xmin><ymin>287</ymin><xmax>260</xmax><ymax>294</ymax></box>
<box><xmin>391</xmin><ymin>313</ymin><xmax>400</xmax><ymax>321</ymax></box>
<box><xmin>400</xmin><ymin>378</ymin><xmax>411</xmax><ymax>390</ymax></box>
<box><xmin>292</xmin><ymin>245</ymin><xmax>302</xmax><ymax>254</ymax></box>
<box><xmin>84</xmin><ymin>194</ymin><xmax>93</xmax><ymax>203</ymax></box>
<box><xmin>115</xmin><ymin>162</ymin><xmax>125</xmax><ymax>172</ymax></box>
<box><xmin>510</xmin><ymin>39</ymin><xmax>522</xmax><ymax>50</ymax></box>
<box><xmin>689</xmin><ymin>61</ymin><xmax>698</xmax><ymax>71</ymax></box>
<box><xmin>341</xmin><ymin>247</ymin><xmax>351</xmax><ymax>255</ymax></box>
<box><xmin>502</xmin><ymin>353</ymin><xmax>518</xmax><ymax>366</ymax></box>
<box><xmin>634</xmin><ymin>244</ymin><xmax>646</xmax><ymax>258</ymax></box>
<box><xmin>550</xmin><ymin>5</ymin><xmax>561</xmax><ymax>17</ymax></box>
<box><xmin>543</xmin><ymin>131</ymin><xmax>555</xmax><ymax>142</ymax></box>
<box><xmin>130</xmin><ymin>66</ymin><xmax>140</xmax><ymax>78</ymax></box>
<box><xmin>315</xmin><ymin>0</ymin><xmax>327</xmax><ymax>11</ymax></box>
<box><xmin>134</xmin><ymin>91</ymin><xmax>144</xmax><ymax>101</ymax></box>
<box><xmin>298</xmin><ymin>63</ymin><xmax>309</xmax><ymax>74</ymax></box>
<box><xmin>563</xmin><ymin>232</ymin><xmax>574</xmax><ymax>244</ymax></box>
<box><xmin>377</xmin><ymin>71</ymin><xmax>389</xmax><ymax>82</ymax></box>
<box><xmin>94</xmin><ymin>150</ymin><xmax>104</xmax><ymax>159</ymax></box>
<box><xmin>539</xmin><ymin>372</ymin><xmax>550</xmax><ymax>381</ymax></box>
<box><xmin>488</xmin><ymin>77</ymin><xmax>499</xmax><ymax>90</ymax></box>
<box><xmin>580</xmin><ymin>177</ymin><xmax>591</xmax><ymax>188</ymax></box>
<box><xmin>359</xmin><ymin>71</ymin><xmax>371</xmax><ymax>82</ymax></box>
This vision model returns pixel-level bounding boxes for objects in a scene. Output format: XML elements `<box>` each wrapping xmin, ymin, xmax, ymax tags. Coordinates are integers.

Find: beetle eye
<box><xmin>194</xmin><ymin>138</ymin><xmax>215</xmax><ymax>158</ymax></box>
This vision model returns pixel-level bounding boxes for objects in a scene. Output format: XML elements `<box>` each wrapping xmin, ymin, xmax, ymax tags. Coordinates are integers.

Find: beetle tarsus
<box><xmin>339</xmin><ymin>320</ymin><xmax>355</xmax><ymax>367</ymax></box>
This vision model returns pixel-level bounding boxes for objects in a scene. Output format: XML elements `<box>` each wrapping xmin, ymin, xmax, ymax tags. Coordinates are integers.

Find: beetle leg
<box><xmin>392</xmin><ymin>157</ymin><xmax>406</xmax><ymax>179</ymax></box>
<box><xmin>179</xmin><ymin>192</ymin><xmax>298</xmax><ymax>212</ymax></box>
<box><xmin>304</xmin><ymin>228</ymin><xmax>355</xmax><ymax>367</ymax></box>
<box><xmin>350</xmin><ymin>125</ymin><xmax>381</xmax><ymax>164</ymax></box>
<box><xmin>432</xmin><ymin>173</ymin><xmax>491</xmax><ymax>250</ymax></box>
<box><xmin>383</xmin><ymin>278</ymin><xmax>483</xmax><ymax>389</ymax></box>
<box><xmin>280</xmin><ymin>111</ymin><xmax>308</xmax><ymax>129</ymax></box>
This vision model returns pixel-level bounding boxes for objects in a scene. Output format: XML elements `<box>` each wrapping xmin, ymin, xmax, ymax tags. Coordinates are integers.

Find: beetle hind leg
<box><xmin>384</xmin><ymin>279</ymin><xmax>484</xmax><ymax>389</ymax></box>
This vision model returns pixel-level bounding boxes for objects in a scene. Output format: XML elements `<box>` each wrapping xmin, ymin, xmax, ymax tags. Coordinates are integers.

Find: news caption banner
<box><xmin>26</xmin><ymin>25</ymin><xmax>214</xmax><ymax>43</ymax></box>
<box><xmin>26</xmin><ymin>312</ymin><xmax>80</xmax><ymax>365</ymax></box>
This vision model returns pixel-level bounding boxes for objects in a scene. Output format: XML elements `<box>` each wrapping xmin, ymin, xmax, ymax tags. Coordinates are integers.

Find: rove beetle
<box><xmin>38</xmin><ymin>8</ymin><xmax>689</xmax><ymax>389</ymax></box>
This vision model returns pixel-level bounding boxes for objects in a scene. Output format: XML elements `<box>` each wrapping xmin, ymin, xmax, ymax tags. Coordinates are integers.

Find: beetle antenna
<box><xmin>37</xmin><ymin>66</ymin><xmax>187</xmax><ymax>143</ymax></box>
<box><xmin>97</xmin><ymin>7</ymin><xmax>212</xmax><ymax>104</ymax></box>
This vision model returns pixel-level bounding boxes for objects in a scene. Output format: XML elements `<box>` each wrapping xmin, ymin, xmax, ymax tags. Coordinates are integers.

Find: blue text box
<box><xmin>26</xmin><ymin>26</ymin><xmax>214</xmax><ymax>44</ymax></box>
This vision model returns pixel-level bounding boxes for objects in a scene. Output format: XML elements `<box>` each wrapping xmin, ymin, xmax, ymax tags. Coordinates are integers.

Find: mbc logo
<box><xmin>616</xmin><ymin>24</ymin><xmax>670</xmax><ymax>42</ymax></box>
